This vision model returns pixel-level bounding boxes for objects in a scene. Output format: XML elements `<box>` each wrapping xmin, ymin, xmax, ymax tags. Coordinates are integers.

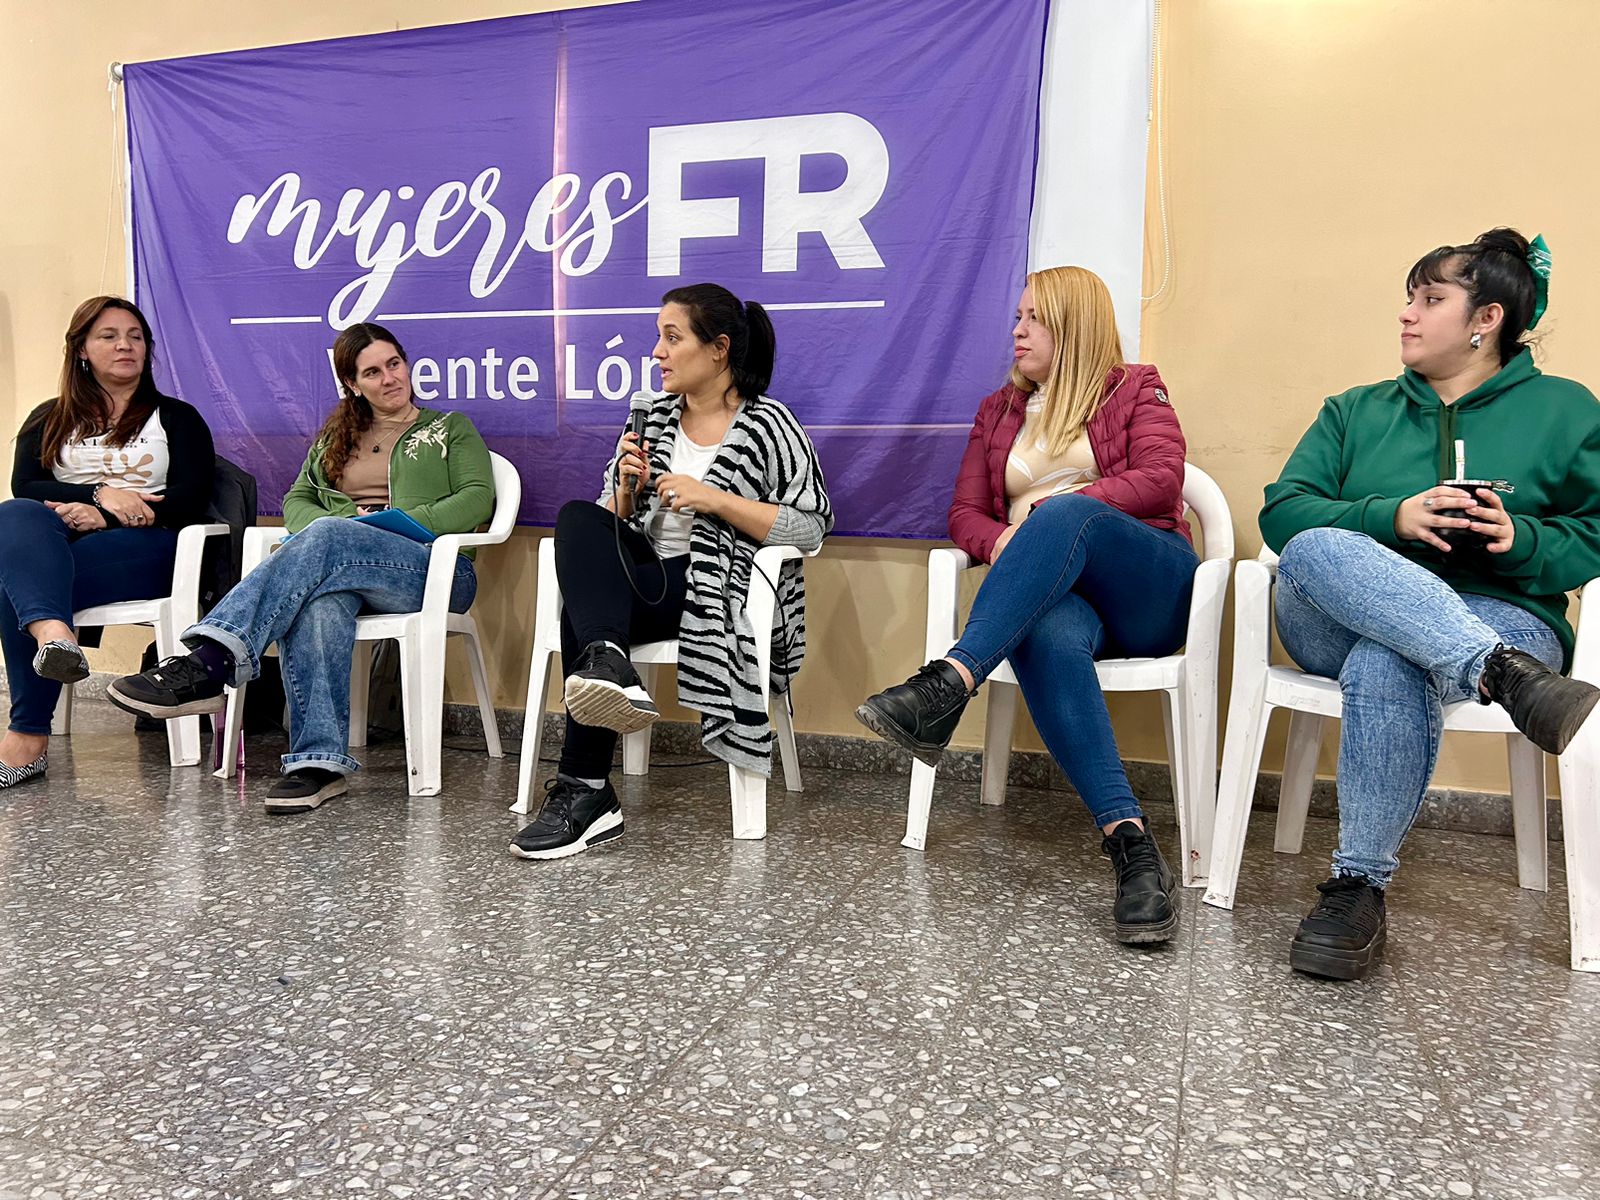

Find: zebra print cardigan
<box><xmin>598</xmin><ymin>391</ymin><xmax>833</xmax><ymax>775</ymax></box>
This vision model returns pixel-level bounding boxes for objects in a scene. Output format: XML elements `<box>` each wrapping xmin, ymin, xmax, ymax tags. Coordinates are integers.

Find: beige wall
<box><xmin>4</xmin><ymin>0</ymin><xmax>1597</xmax><ymax>793</ymax></box>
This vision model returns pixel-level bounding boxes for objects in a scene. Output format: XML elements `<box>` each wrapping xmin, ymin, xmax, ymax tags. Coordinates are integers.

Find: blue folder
<box><xmin>352</xmin><ymin>507</ymin><xmax>436</xmax><ymax>543</ymax></box>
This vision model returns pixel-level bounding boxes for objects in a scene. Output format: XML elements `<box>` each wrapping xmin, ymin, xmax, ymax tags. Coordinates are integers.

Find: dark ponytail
<box><xmin>660</xmin><ymin>283</ymin><xmax>776</xmax><ymax>401</ymax></box>
<box><xmin>1406</xmin><ymin>227</ymin><xmax>1540</xmax><ymax>365</ymax></box>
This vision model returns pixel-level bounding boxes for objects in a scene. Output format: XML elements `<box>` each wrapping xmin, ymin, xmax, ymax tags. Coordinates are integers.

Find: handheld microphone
<box><xmin>626</xmin><ymin>406</ymin><xmax>649</xmax><ymax>498</ymax></box>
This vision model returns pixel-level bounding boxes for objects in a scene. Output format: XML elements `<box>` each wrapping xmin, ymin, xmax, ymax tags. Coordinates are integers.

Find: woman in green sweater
<box><xmin>109</xmin><ymin>322</ymin><xmax>495</xmax><ymax>813</ymax></box>
<box><xmin>1260</xmin><ymin>228</ymin><xmax>1600</xmax><ymax>980</ymax></box>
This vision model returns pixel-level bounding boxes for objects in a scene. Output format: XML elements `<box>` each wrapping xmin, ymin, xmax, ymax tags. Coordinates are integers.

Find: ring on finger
<box><xmin>1423</xmin><ymin>498</ymin><xmax>1433</xmax><ymax>509</ymax></box>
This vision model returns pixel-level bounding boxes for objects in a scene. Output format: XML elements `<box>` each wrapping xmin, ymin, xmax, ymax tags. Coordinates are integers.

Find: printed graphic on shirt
<box><xmin>52</xmin><ymin>410</ymin><xmax>171</xmax><ymax>493</ymax></box>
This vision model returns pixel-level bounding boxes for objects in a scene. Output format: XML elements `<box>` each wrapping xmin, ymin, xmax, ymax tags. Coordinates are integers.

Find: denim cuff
<box><xmin>282</xmin><ymin>751</ymin><xmax>360</xmax><ymax>776</ymax></box>
<box><xmin>1093</xmin><ymin>801</ymin><xmax>1146</xmax><ymax>828</ymax></box>
<box><xmin>945</xmin><ymin>646</ymin><xmax>988</xmax><ymax>686</ymax></box>
<box><xmin>182</xmin><ymin>621</ymin><xmax>258</xmax><ymax>688</ymax></box>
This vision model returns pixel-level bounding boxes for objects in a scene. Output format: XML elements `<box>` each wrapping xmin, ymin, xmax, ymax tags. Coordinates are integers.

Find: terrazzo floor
<box><xmin>1</xmin><ymin>701</ymin><xmax>1597</xmax><ymax>1200</ymax></box>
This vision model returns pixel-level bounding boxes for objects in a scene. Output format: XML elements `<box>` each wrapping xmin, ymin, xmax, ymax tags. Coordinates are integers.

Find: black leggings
<box><xmin>554</xmin><ymin>500</ymin><xmax>689</xmax><ymax>778</ymax></box>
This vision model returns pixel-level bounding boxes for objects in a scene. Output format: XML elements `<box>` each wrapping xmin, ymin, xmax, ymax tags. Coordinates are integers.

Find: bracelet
<box><xmin>91</xmin><ymin>482</ymin><xmax>105</xmax><ymax>506</ymax></box>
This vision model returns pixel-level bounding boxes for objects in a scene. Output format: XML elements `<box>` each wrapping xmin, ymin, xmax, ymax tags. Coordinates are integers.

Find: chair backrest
<box><xmin>1181</xmin><ymin>463</ymin><xmax>1235</xmax><ymax>562</ymax></box>
<box><xmin>484</xmin><ymin>452</ymin><xmax>522</xmax><ymax>540</ymax></box>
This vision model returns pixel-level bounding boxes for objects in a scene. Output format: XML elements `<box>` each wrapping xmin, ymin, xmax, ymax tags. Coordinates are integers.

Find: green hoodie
<box><xmin>1260</xmin><ymin>352</ymin><xmax>1600</xmax><ymax>666</ymax></box>
<box><xmin>282</xmin><ymin>408</ymin><xmax>496</xmax><ymax>557</ymax></box>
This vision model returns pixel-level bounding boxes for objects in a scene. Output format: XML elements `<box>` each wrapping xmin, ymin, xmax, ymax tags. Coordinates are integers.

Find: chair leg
<box><xmin>155</xmin><ymin>615</ymin><xmax>201</xmax><ymax>768</ymax></box>
<box><xmin>348</xmin><ymin>641</ymin><xmax>374</xmax><ymax>748</ymax></box>
<box><xmin>214</xmin><ymin>682</ymin><xmax>248</xmax><ymax>779</ymax></box>
<box><xmin>729</xmin><ymin>762</ymin><xmax>767</xmax><ymax>840</ymax></box>
<box><xmin>622</xmin><ymin>663</ymin><xmax>658</xmax><ymax>777</ymax></box>
<box><xmin>903</xmin><ymin>759</ymin><xmax>938</xmax><ymax>851</ymax></box>
<box><xmin>774</xmin><ymin>695</ymin><xmax>802</xmax><ymax>793</ymax></box>
<box><xmin>512</xmin><ymin>643</ymin><xmax>556</xmax><ymax>815</ymax></box>
<box><xmin>1163</xmin><ymin>687</ymin><xmax>1208</xmax><ymax>889</ymax></box>
<box><xmin>979</xmin><ymin>680</ymin><xmax>1019</xmax><ymax>808</ymax></box>
<box><xmin>398</xmin><ymin>632</ymin><xmax>446</xmax><ymax>798</ymax></box>
<box><xmin>51</xmin><ymin>685</ymin><xmax>73</xmax><ymax>737</ymax></box>
<box><xmin>1202</xmin><ymin>698</ymin><xmax>1276</xmax><ymax>911</ymax></box>
<box><xmin>1274</xmin><ymin>710</ymin><xmax>1325</xmax><ymax>855</ymax></box>
<box><xmin>458</xmin><ymin>626</ymin><xmax>501</xmax><ymax>759</ymax></box>
<box><xmin>1557</xmin><ymin>731</ymin><xmax>1600</xmax><ymax>972</ymax></box>
<box><xmin>1506</xmin><ymin>733</ymin><xmax>1548</xmax><ymax>892</ymax></box>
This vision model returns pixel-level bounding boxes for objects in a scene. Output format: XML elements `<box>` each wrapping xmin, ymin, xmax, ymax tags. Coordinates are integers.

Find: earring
<box><xmin>1470</xmin><ymin>332</ymin><xmax>1483</xmax><ymax>350</ymax></box>
<box><xmin>78</xmin><ymin>358</ymin><xmax>90</xmax><ymax>373</ymax></box>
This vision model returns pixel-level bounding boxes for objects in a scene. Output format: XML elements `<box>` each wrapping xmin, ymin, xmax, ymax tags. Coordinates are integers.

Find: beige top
<box><xmin>1004</xmin><ymin>392</ymin><xmax>1100</xmax><ymax>524</ymax></box>
<box><xmin>336</xmin><ymin>410</ymin><xmax>418</xmax><ymax>508</ymax></box>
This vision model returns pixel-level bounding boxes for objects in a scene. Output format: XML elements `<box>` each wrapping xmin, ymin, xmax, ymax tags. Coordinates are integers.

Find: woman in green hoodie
<box><xmin>108</xmin><ymin>322</ymin><xmax>495</xmax><ymax>813</ymax></box>
<box><xmin>1259</xmin><ymin>228</ymin><xmax>1600</xmax><ymax>980</ymax></box>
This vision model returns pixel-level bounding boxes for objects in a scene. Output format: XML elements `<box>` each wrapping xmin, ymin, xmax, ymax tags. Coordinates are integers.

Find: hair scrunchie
<box><xmin>1526</xmin><ymin>233</ymin><xmax>1551</xmax><ymax>330</ymax></box>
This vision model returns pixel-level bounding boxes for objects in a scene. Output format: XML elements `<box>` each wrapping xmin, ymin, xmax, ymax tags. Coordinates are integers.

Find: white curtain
<box><xmin>1031</xmin><ymin>0</ymin><xmax>1155</xmax><ymax>357</ymax></box>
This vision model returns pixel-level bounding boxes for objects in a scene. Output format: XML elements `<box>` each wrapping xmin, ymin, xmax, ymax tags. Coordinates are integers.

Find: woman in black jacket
<box><xmin>0</xmin><ymin>296</ymin><xmax>214</xmax><ymax>788</ymax></box>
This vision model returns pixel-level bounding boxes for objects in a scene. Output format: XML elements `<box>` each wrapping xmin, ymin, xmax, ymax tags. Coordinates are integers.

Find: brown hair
<box><xmin>315</xmin><ymin>322</ymin><xmax>408</xmax><ymax>482</ymax></box>
<box><xmin>1008</xmin><ymin>266</ymin><xmax>1126</xmax><ymax>456</ymax></box>
<box><xmin>30</xmin><ymin>296</ymin><xmax>160</xmax><ymax>468</ymax></box>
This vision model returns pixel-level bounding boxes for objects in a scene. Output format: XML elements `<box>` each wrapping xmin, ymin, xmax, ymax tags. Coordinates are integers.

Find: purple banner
<box><xmin>125</xmin><ymin>0</ymin><xmax>1048</xmax><ymax>536</ymax></box>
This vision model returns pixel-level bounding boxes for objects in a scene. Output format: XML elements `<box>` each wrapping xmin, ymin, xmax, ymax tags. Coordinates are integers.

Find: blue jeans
<box><xmin>1275</xmin><ymin>527</ymin><xmax>1562</xmax><ymax>887</ymax></box>
<box><xmin>948</xmin><ymin>494</ymin><xmax>1199</xmax><ymax>827</ymax></box>
<box><xmin>186</xmin><ymin>517</ymin><xmax>476</xmax><ymax>775</ymax></box>
<box><xmin>0</xmin><ymin>498</ymin><xmax>178</xmax><ymax>735</ymax></box>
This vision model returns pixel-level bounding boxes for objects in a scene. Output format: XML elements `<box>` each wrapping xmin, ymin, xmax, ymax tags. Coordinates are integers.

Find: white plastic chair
<box><xmin>510</xmin><ymin>536</ymin><xmax>814</xmax><ymax>840</ymax></box>
<box><xmin>52</xmin><ymin>522</ymin><xmax>230</xmax><ymax>767</ymax></box>
<box><xmin>902</xmin><ymin>464</ymin><xmax>1235</xmax><ymax>888</ymax></box>
<box><xmin>1203</xmin><ymin>547</ymin><xmax>1600</xmax><ymax>972</ymax></box>
<box><xmin>214</xmin><ymin>452</ymin><xmax>521</xmax><ymax>797</ymax></box>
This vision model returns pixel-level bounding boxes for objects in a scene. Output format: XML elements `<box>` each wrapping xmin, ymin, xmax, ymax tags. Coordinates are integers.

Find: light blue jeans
<box><xmin>1274</xmin><ymin>528</ymin><xmax>1561</xmax><ymax>887</ymax></box>
<box><xmin>185</xmin><ymin>517</ymin><xmax>476</xmax><ymax>776</ymax></box>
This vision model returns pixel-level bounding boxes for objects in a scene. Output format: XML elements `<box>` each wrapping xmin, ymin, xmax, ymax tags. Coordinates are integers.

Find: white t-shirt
<box><xmin>647</xmin><ymin>430</ymin><xmax>721</xmax><ymax>559</ymax></box>
<box><xmin>52</xmin><ymin>409</ymin><xmax>171</xmax><ymax>494</ymax></box>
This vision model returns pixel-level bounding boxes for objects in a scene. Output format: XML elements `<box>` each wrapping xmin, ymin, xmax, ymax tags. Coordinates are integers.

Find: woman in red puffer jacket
<box><xmin>857</xmin><ymin>265</ymin><xmax>1197</xmax><ymax>944</ymax></box>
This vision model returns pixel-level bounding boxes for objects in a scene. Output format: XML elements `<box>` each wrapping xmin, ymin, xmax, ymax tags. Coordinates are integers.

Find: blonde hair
<box><xmin>1009</xmin><ymin>265</ymin><xmax>1125</xmax><ymax>457</ymax></box>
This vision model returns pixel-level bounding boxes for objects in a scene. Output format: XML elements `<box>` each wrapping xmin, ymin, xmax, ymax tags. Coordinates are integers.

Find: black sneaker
<box><xmin>1101</xmin><ymin>822</ymin><xmax>1179</xmax><ymax>944</ymax></box>
<box><xmin>563</xmin><ymin>642</ymin><xmax>658</xmax><ymax>734</ymax></box>
<box><xmin>265</xmin><ymin>767</ymin><xmax>348</xmax><ymax>814</ymax></box>
<box><xmin>854</xmin><ymin>660</ymin><xmax>974</xmax><ymax>766</ymax></box>
<box><xmin>32</xmin><ymin>640</ymin><xmax>89</xmax><ymax>684</ymax></box>
<box><xmin>107</xmin><ymin>655</ymin><xmax>225</xmax><ymax>719</ymax></box>
<box><xmin>1289</xmin><ymin>874</ymin><xmax>1387</xmax><ymax>980</ymax></box>
<box><xmin>509</xmin><ymin>777</ymin><xmax>624</xmax><ymax>860</ymax></box>
<box><xmin>1480</xmin><ymin>644</ymin><xmax>1600</xmax><ymax>756</ymax></box>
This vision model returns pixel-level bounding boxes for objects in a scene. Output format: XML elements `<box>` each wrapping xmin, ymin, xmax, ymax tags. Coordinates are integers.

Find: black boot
<box><xmin>1480</xmin><ymin>644</ymin><xmax>1600</xmax><ymax>756</ymax></box>
<box><xmin>854</xmin><ymin>660</ymin><xmax>974</xmax><ymax>766</ymax></box>
<box><xmin>1101</xmin><ymin>822</ymin><xmax>1178</xmax><ymax>944</ymax></box>
<box><xmin>1289</xmin><ymin>874</ymin><xmax>1387</xmax><ymax>980</ymax></box>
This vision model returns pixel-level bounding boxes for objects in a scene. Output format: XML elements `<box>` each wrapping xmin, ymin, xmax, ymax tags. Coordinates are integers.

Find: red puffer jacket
<box><xmin>947</xmin><ymin>363</ymin><xmax>1190</xmax><ymax>563</ymax></box>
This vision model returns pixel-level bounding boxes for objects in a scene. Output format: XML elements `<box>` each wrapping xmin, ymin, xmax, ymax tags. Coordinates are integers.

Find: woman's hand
<box><xmin>991</xmin><ymin>524</ymin><xmax>1019</xmax><ymax>561</ymax></box>
<box><xmin>654</xmin><ymin>473</ymin><xmax>723</xmax><ymax>516</ymax></box>
<box><xmin>1464</xmin><ymin>486</ymin><xmax>1516</xmax><ymax>554</ymax></box>
<box><xmin>618</xmin><ymin>432</ymin><xmax>652</xmax><ymax>496</ymax></box>
<box><xmin>45</xmin><ymin>501</ymin><xmax>107</xmax><ymax>533</ymax></box>
<box><xmin>1394</xmin><ymin>486</ymin><xmax>1474</xmax><ymax>552</ymax></box>
<box><xmin>95</xmin><ymin>485</ymin><xmax>162</xmax><ymax>527</ymax></box>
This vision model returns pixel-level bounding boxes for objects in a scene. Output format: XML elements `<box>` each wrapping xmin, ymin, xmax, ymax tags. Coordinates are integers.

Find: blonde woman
<box><xmin>857</xmin><ymin>266</ymin><xmax>1197</xmax><ymax>942</ymax></box>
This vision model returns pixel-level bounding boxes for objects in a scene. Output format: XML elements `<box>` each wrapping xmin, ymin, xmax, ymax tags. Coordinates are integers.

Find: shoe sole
<box><xmin>1289</xmin><ymin>925</ymin><xmax>1387</xmax><ymax>981</ymax></box>
<box><xmin>854</xmin><ymin>700</ymin><xmax>947</xmax><ymax>768</ymax></box>
<box><xmin>265</xmin><ymin>778</ymin><xmax>349</xmax><ymax>814</ymax></box>
<box><xmin>564</xmin><ymin>675</ymin><xmax>659</xmax><ymax>734</ymax></box>
<box><xmin>507</xmin><ymin>809</ymin><xmax>626</xmax><ymax>860</ymax></box>
<box><xmin>33</xmin><ymin>644</ymin><xmax>89</xmax><ymax>685</ymax></box>
<box><xmin>1114</xmin><ymin>881</ymin><xmax>1182</xmax><ymax>945</ymax></box>
<box><xmin>1544</xmin><ymin>685</ymin><xmax>1600</xmax><ymax>756</ymax></box>
<box><xmin>106</xmin><ymin>681</ymin><xmax>226</xmax><ymax>721</ymax></box>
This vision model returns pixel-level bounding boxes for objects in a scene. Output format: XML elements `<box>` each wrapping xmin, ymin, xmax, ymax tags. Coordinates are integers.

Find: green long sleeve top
<box><xmin>282</xmin><ymin>408</ymin><xmax>496</xmax><ymax>557</ymax></box>
<box><xmin>1260</xmin><ymin>352</ymin><xmax>1600</xmax><ymax>667</ymax></box>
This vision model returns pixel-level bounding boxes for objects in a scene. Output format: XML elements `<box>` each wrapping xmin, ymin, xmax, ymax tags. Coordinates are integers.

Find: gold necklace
<box><xmin>370</xmin><ymin>409</ymin><xmax>418</xmax><ymax>454</ymax></box>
